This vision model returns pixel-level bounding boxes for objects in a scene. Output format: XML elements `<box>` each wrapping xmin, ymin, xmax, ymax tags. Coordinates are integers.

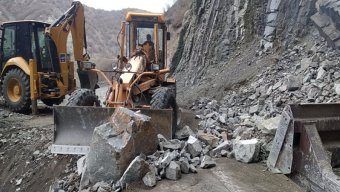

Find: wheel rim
<box><xmin>7</xmin><ymin>78</ymin><xmax>22</xmax><ymax>103</ymax></box>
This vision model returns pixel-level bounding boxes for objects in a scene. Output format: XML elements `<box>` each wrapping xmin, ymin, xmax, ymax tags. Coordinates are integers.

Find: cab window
<box><xmin>37</xmin><ymin>27</ymin><xmax>51</xmax><ymax>70</ymax></box>
<box><xmin>3</xmin><ymin>25</ymin><xmax>16</xmax><ymax>59</ymax></box>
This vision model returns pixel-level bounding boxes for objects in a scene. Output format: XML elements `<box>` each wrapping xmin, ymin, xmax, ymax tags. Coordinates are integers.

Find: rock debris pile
<box><xmin>191</xmin><ymin>31</ymin><xmax>340</xmax><ymax>164</ymax></box>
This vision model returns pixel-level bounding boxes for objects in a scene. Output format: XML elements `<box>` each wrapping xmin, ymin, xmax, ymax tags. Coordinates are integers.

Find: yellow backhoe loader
<box><xmin>52</xmin><ymin>12</ymin><xmax>178</xmax><ymax>155</ymax></box>
<box><xmin>0</xmin><ymin>1</ymin><xmax>97</xmax><ymax>113</ymax></box>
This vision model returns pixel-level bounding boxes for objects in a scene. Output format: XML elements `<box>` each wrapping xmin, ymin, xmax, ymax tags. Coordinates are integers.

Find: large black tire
<box><xmin>66</xmin><ymin>89</ymin><xmax>100</xmax><ymax>106</ymax></box>
<box><xmin>151</xmin><ymin>85</ymin><xmax>178</xmax><ymax>138</ymax></box>
<box><xmin>2</xmin><ymin>68</ymin><xmax>31</xmax><ymax>112</ymax></box>
<box><xmin>41</xmin><ymin>97</ymin><xmax>64</xmax><ymax>106</ymax></box>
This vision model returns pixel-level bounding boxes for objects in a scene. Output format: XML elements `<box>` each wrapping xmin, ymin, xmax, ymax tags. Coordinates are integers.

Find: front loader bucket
<box><xmin>267</xmin><ymin>104</ymin><xmax>340</xmax><ymax>192</ymax></box>
<box><xmin>51</xmin><ymin>106</ymin><xmax>173</xmax><ymax>155</ymax></box>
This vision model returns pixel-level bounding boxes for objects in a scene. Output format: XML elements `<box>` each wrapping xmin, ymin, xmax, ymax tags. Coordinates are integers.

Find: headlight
<box><xmin>125</xmin><ymin>63</ymin><xmax>132</xmax><ymax>71</ymax></box>
<box><xmin>112</xmin><ymin>62</ymin><xmax>117</xmax><ymax>70</ymax></box>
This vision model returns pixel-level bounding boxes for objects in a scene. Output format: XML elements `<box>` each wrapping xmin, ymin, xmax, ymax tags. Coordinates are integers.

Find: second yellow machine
<box><xmin>0</xmin><ymin>1</ymin><xmax>98</xmax><ymax>113</ymax></box>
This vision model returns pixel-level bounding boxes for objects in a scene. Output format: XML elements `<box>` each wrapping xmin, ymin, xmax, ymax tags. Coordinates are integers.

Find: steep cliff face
<box><xmin>169</xmin><ymin>0</ymin><xmax>340</xmax><ymax>106</ymax></box>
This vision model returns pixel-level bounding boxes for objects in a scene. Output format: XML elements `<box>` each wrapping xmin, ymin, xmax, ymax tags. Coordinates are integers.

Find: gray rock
<box><xmin>200</xmin><ymin>156</ymin><xmax>216</xmax><ymax>169</ymax></box>
<box><xmin>249</xmin><ymin>104</ymin><xmax>260</xmax><ymax>115</ymax></box>
<box><xmin>179</xmin><ymin>157</ymin><xmax>190</xmax><ymax>174</ymax></box>
<box><xmin>272</xmin><ymin>81</ymin><xmax>282</xmax><ymax>90</ymax></box>
<box><xmin>320</xmin><ymin>60</ymin><xmax>336</xmax><ymax>70</ymax></box>
<box><xmin>316</xmin><ymin>67</ymin><xmax>326</xmax><ymax>80</ymax></box>
<box><xmin>218</xmin><ymin>113</ymin><xmax>227</xmax><ymax>124</ymax></box>
<box><xmin>189</xmin><ymin>164</ymin><xmax>197</xmax><ymax>173</ymax></box>
<box><xmin>335</xmin><ymin>83</ymin><xmax>340</xmax><ymax>95</ymax></box>
<box><xmin>77</xmin><ymin>156</ymin><xmax>86</xmax><ymax>176</ymax></box>
<box><xmin>186</xmin><ymin>136</ymin><xmax>202</xmax><ymax>157</ymax></box>
<box><xmin>286</xmin><ymin>75</ymin><xmax>302</xmax><ymax>91</ymax></box>
<box><xmin>163</xmin><ymin>139</ymin><xmax>182</xmax><ymax>150</ymax></box>
<box><xmin>80</xmin><ymin>108</ymin><xmax>158</xmax><ymax>189</ymax></box>
<box><xmin>92</xmin><ymin>181</ymin><xmax>111</xmax><ymax>192</ymax></box>
<box><xmin>221</xmin><ymin>150</ymin><xmax>228</xmax><ymax>157</ymax></box>
<box><xmin>175</xmin><ymin>125</ymin><xmax>195</xmax><ymax>139</ymax></box>
<box><xmin>118</xmin><ymin>156</ymin><xmax>150</xmax><ymax>188</ymax></box>
<box><xmin>166</xmin><ymin>161</ymin><xmax>181</xmax><ymax>180</ymax></box>
<box><xmin>211</xmin><ymin>141</ymin><xmax>232</xmax><ymax>157</ymax></box>
<box><xmin>303</xmin><ymin>73</ymin><xmax>312</xmax><ymax>83</ymax></box>
<box><xmin>234</xmin><ymin>139</ymin><xmax>260</xmax><ymax>163</ymax></box>
<box><xmin>300</xmin><ymin>58</ymin><xmax>312</xmax><ymax>71</ymax></box>
<box><xmin>190</xmin><ymin>157</ymin><xmax>201</xmax><ymax>167</ymax></box>
<box><xmin>334</xmin><ymin>72</ymin><xmax>340</xmax><ymax>80</ymax></box>
<box><xmin>142</xmin><ymin>171</ymin><xmax>157</xmax><ymax>187</ymax></box>
<box><xmin>160</xmin><ymin>150</ymin><xmax>178</xmax><ymax>168</ymax></box>
<box><xmin>255</xmin><ymin>116</ymin><xmax>281</xmax><ymax>135</ymax></box>
<box><xmin>308</xmin><ymin>87</ymin><xmax>319</xmax><ymax>102</ymax></box>
<box><xmin>197</xmin><ymin>132</ymin><xmax>219</xmax><ymax>148</ymax></box>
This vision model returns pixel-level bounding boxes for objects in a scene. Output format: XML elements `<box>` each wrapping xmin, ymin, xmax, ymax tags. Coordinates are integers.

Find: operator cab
<box><xmin>0</xmin><ymin>21</ymin><xmax>59</xmax><ymax>73</ymax></box>
<box><xmin>125</xmin><ymin>12</ymin><xmax>171</xmax><ymax>70</ymax></box>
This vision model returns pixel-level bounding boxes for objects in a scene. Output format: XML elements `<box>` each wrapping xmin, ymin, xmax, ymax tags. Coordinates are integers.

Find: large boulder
<box><xmin>233</xmin><ymin>139</ymin><xmax>261</xmax><ymax>163</ymax></box>
<box><xmin>80</xmin><ymin>108</ymin><xmax>158</xmax><ymax>189</ymax></box>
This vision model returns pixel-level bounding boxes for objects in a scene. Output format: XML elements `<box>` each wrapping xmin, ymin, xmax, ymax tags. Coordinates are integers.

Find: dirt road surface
<box><xmin>126</xmin><ymin>158</ymin><xmax>303</xmax><ymax>192</ymax></box>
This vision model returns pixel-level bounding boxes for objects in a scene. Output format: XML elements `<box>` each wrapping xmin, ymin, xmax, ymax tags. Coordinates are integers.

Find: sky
<box><xmin>78</xmin><ymin>0</ymin><xmax>175</xmax><ymax>13</ymax></box>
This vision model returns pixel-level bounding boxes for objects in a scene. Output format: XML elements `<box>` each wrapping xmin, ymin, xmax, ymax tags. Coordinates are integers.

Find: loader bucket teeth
<box><xmin>268</xmin><ymin>104</ymin><xmax>340</xmax><ymax>192</ymax></box>
<box><xmin>51</xmin><ymin>106</ymin><xmax>173</xmax><ymax>155</ymax></box>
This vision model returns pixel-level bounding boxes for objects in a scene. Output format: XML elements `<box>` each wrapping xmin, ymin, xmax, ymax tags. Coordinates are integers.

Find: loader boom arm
<box><xmin>46</xmin><ymin>1</ymin><xmax>89</xmax><ymax>62</ymax></box>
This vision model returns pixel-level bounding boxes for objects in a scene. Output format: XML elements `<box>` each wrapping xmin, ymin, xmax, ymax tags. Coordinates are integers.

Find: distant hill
<box><xmin>0</xmin><ymin>0</ymin><xmax>142</xmax><ymax>70</ymax></box>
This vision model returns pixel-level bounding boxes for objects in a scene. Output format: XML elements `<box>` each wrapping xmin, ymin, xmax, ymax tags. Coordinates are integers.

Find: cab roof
<box><xmin>2</xmin><ymin>20</ymin><xmax>49</xmax><ymax>26</ymax></box>
<box><xmin>126</xmin><ymin>12</ymin><xmax>165</xmax><ymax>23</ymax></box>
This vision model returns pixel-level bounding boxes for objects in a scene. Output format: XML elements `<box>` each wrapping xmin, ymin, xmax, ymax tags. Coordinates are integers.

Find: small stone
<box><xmin>218</xmin><ymin>114</ymin><xmax>227</xmax><ymax>124</ymax></box>
<box><xmin>249</xmin><ymin>104</ymin><xmax>260</xmax><ymax>115</ymax></box>
<box><xmin>255</xmin><ymin>116</ymin><xmax>281</xmax><ymax>135</ymax></box>
<box><xmin>300</xmin><ymin>58</ymin><xmax>312</xmax><ymax>71</ymax></box>
<box><xmin>163</xmin><ymin>139</ymin><xmax>182</xmax><ymax>150</ymax></box>
<box><xmin>303</xmin><ymin>73</ymin><xmax>312</xmax><ymax>83</ymax></box>
<box><xmin>189</xmin><ymin>164</ymin><xmax>197</xmax><ymax>173</ymax></box>
<box><xmin>190</xmin><ymin>157</ymin><xmax>200</xmax><ymax>167</ymax></box>
<box><xmin>308</xmin><ymin>87</ymin><xmax>319</xmax><ymax>102</ymax></box>
<box><xmin>33</xmin><ymin>150</ymin><xmax>40</xmax><ymax>156</ymax></box>
<box><xmin>179</xmin><ymin>157</ymin><xmax>190</xmax><ymax>174</ymax></box>
<box><xmin>197</xmin><ymin>133</ymin><xmax>219</xmax><ymax>148</ymax></box>
<box><xmin>92</xmin><ymin>181</ymin><xmax>111</xmax><ymax>192</ymax></box>
<box><xmin>335</xmin><ymin>83</ymin><xmax>340</xmax><ymax>95</ymax></box>
<box><xmin>161</xmin><ymin>151</ymin><xmax>178</xmax><ymax>168</ymax></box>
<box><xmin>186</xmin><ymin>136</ymin><xmax>202</xmax><ymax>157</ymax></box>
<box><xmin>316</xmin><ymin>67</ymin><xmax>326</xmax><ymax>80</ymax></box>
<box><xmin>221</xmin><ymin>131</ymin><xmax>228</xmax><ymax>142</ymax></box>
<box><xmin>142</xmin><ymin>171</ymin><xmax>157</xmax><ymax>187</ymax></box>
<box><xmin>77</xmin><ymin>156</ymin><xmax>86</xmax><ymax>176</ymax></box>
<box><xmin>211</xmin><ymin>141</ymin><xmax>232</xmax><ymax>157</ymax></box>
<box><xmin>334</xmin><ymin>72</ymin><xmax>340</xmax><ymax>80</ymax></box>
<box><xmin>200</xmin><ymin>156</ymin><xmax>216</xmax><ymax>169</ymax></box>
<box><xmin>175</xmin><ymin>126</ymin><xmax>195</xmax><ymax>139</ymax></box>
<box><xmin>166</xmin><ymin>161</ymin><xmax>181</xmax><ymax>180</ymax></box>
<box><xmin>286</xmin><ymin>75</ymin><xmax>302</xmax><ymax>91</ymax></box>
<box><xmin>221</xmin><ymin>150</ymin><xmax>228</xmax><ymax>157</ymax></box>
<box><xmin>272</xmin><ymin>81</ymin><xmax>282</xmax><ymax>90</ymax></box>
<box><xmin>16</xmin><ymin>178</ymin><xmax>22</xmax><ymax>186</ymax></box>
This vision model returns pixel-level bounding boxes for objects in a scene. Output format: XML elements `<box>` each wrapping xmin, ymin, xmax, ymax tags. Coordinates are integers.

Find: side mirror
<box><xmin>167</xmin><ymin>32</ymin><xmax>171</xmax><ymax>41</ymax></box>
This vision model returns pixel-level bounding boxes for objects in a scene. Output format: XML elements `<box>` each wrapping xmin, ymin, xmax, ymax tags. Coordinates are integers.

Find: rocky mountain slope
<box><xmin>0</xmin><ymin>0</ymin><xmax>137</xmax><ymax>70</ymax></box>
<box><xmin>169</xmin><ymin>0</ymin><xmax>340</xmax><ymax>107</ymax></box>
